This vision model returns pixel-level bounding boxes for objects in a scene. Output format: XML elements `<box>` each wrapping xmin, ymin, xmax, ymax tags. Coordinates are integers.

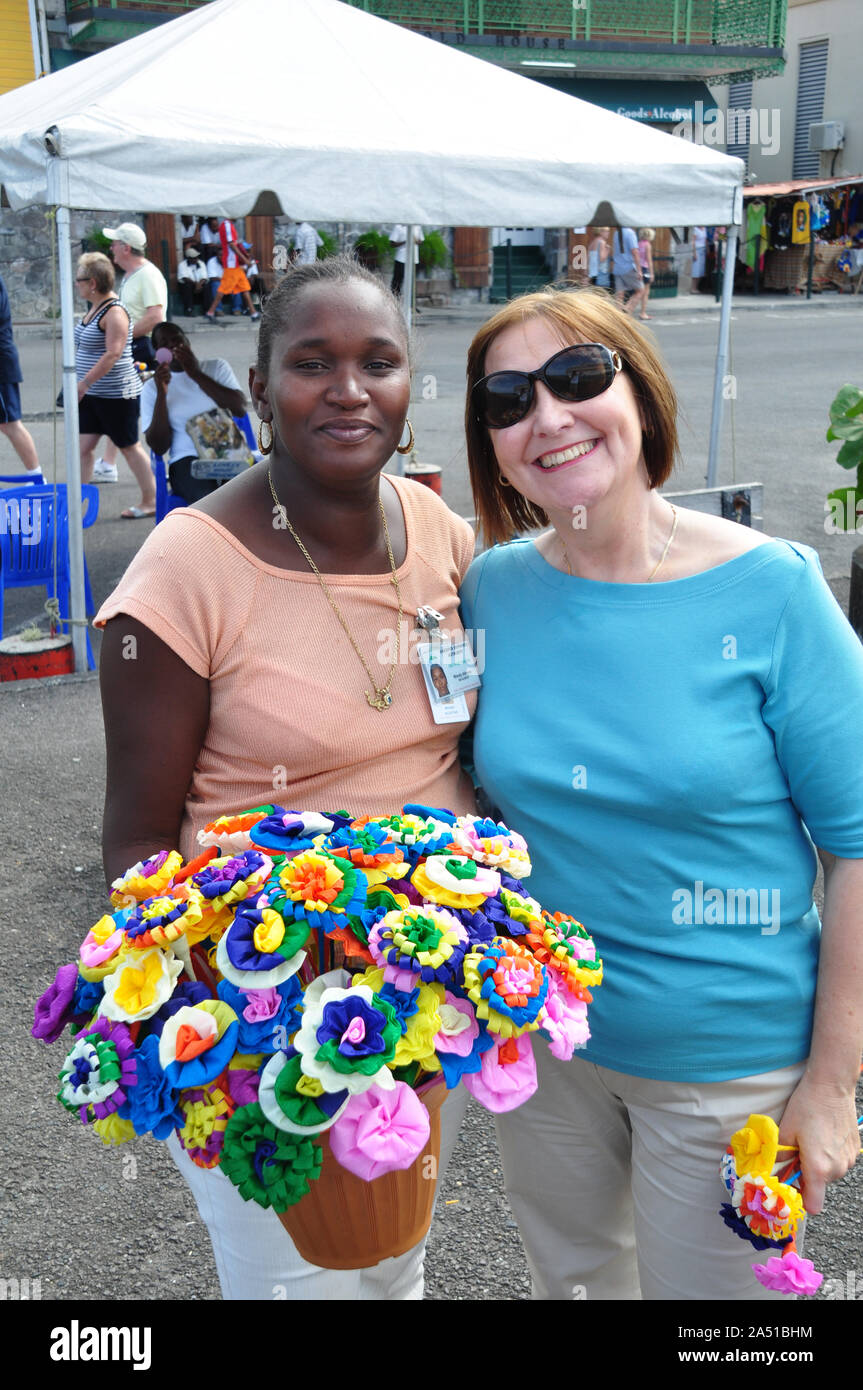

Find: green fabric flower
<box><xmin>219</xmin><ymin>1103</ymin><xmax>322</xmax><ymax>1211</ymax></box>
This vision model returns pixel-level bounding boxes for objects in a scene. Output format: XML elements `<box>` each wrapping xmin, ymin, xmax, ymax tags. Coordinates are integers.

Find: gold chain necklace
<box><xmin>268</xmin><ymin>469</ymin><xmax>402</xmax><ymax>710</ymax></box>
<box><xmin>561</xmin><ymin>504</ymin><xmax>678</xmax><ymax>582</ymax></box>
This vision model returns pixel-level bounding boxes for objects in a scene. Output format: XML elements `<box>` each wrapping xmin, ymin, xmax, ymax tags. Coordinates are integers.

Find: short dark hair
<box><xmin>465</xmin><ymin>287</ymin><xmax>680</xmax><ymax>548</ymax></box>
<box><xmin>255</xmin><ymin>255</ymin><xmax>409</xmax><ymax>378</ymax></box>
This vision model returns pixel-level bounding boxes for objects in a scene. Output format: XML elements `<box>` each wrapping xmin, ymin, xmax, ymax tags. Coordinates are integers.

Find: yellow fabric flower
<box><xmin>93</xmin><ymin>1114</ymin><xmax>136</xmax><ymax>1147</ymax></box>
<box><xmin>253</xmin><ymin>908</ymin><xmax>286</xmax><ymax>954</ymax></box>
<box><xmin>731</xmin><ymin>1113</ymin><xmax>779</xmax><ymax>1178</ymax></box>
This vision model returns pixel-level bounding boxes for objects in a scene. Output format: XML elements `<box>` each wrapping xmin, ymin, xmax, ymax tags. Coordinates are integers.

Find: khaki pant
<box><xmin>496</xmin><ymin>1048</ymin><xmax>806</xmax><ymax>1301</ymax></box>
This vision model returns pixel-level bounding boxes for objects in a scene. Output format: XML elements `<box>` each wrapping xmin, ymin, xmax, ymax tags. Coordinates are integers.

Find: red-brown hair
<box><xmin>465</xmin><ymin>287</ymin><xmax>679</xmax><ymax>547</ymax></box>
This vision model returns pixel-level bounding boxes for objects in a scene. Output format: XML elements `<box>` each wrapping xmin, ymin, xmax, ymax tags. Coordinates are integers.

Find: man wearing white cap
<box><xmin>95</xmin><ymin>221</ymin><xmax>168</xmax><ymax>481</ymax></box>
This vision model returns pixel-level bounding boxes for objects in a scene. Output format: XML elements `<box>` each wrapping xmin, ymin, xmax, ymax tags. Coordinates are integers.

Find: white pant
<box><xmin>495</xmin><ymin>1049</ymin><xmax>807</xmax><ymax>1301</ymax></box>
<box><xmin>168</xmin><ymin>1084</ymin><xmax>467</xmax><ymax>1299</ymax></box>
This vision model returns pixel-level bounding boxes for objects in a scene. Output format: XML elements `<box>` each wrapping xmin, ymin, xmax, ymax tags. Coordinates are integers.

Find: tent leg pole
<box><xmin>51</xmin><ymin>179</ymin><xmax>88</xmax><ymax>673</ymax></box>
<box><xmin>706</xmin><ymin>224</ymin><xmax>738</xmax><ymax>489</ymax></box>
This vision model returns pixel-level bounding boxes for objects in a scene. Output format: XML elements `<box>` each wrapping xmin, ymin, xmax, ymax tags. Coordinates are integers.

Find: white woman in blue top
<box><xmin>460</xmin><ymin>287</ymin><xmax>863</xmax><ymax>1301</ymax></box>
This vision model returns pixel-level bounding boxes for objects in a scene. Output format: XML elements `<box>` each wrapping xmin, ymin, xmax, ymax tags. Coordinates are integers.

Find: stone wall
<box><xmin>0</xmin><ymin>209</ymin><xmax>461</xmax><ymax>317</ymax></box>
<box><xmin>0</xmin><ymin>206</ymin><xmax>137</xmax><ymax>319</ymax></box>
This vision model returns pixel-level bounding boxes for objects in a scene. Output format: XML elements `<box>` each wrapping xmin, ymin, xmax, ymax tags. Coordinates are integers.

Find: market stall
<box><xmin>741</xmin><ymin>175</ymin><xmax>863</xmax><ymax>297</ymax></box>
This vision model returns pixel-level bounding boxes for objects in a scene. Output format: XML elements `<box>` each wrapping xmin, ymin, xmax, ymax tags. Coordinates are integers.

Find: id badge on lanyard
<box><xmin>415</xmin><ymin>605</ymin><xmax>482</xmax><ymax>725</ymax></box>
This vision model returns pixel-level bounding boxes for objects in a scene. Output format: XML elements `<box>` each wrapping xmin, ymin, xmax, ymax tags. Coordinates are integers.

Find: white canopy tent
<box><xmin>0</xmin><ymin>0</ymin><xmax>743</xmax><ymax>670</ymax></box>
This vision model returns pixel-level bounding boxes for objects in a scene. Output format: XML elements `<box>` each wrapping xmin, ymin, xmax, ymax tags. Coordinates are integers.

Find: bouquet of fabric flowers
<box><xmin>34</xmin><ymin>803</ymin><xmax>601</xmax><ymax>1256</ymax></box>
<box><xmin>719</xmin><ymin>1113</ymin><xmax>823</xmax><ymax>1295</ymax></box>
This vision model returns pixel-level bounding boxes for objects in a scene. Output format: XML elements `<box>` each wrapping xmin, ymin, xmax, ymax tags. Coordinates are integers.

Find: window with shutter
<box><xmin>793</xmin><ymin>38</ymin><xmax>828</xmax><ymax>179</ymax></box>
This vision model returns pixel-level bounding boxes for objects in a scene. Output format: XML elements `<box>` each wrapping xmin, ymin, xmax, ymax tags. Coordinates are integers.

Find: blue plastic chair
<box><xmin>0</xmin><ymin>483</ymin><xmax>99</xmax><ymax>667</ymax></box>
<box><xmin>0</xmin><ymin>473</ymin><xmax>40</xmax><ymax>487</ymax></box>
<box><xmin>151</xmin><ymin>413</ymin><xmax>260</xmax><ymax>525</ymax></box>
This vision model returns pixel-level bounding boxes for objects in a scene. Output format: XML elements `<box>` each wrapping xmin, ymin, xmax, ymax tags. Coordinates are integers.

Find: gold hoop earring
<box><xmin>396</xmin><ymin>420</ymin><xmax>415</xmax><ymax>455</ymax></box>
<box><xmin>258</xmin><ymin>419</ymin><xmax>274</xmax><ymax>455</ymax></box>
<box><xmin>499</xmin><ymin>472</ymin><xmax>512</xmax><ymax>488</ymax></box>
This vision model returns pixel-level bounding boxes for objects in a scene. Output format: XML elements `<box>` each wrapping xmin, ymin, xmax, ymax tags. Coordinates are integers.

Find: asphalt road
<box><xmin>3</xmin><ymin>298</ymin><xmax>862</xmax><ymax>1305</ymax></box>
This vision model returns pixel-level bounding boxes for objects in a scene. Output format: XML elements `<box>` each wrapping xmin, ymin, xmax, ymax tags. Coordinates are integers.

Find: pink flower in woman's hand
<box><xmin>751</xmin><ymin>1250</ymin><xmax>823</xmax><ymax>1296</ymax></box>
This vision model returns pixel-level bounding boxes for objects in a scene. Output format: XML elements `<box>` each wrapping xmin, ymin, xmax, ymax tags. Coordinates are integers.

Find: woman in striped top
<box><xmin>75</xmin><ymin>252</ymin><xmax>156</xmax><ymax>517</ymax></box>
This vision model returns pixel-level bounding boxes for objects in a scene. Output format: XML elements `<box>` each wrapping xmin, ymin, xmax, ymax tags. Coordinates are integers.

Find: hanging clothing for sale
<box><xmin>791</xmin><ymin>201</ymin><xmax>810</xmax><ymax>244</ymax></box>
<box><xmin>745</xmin><ymin>201</ymin><xmax>767</xmax><ymax>268</ymax></box>
<box><xmin>768</xmin><ymin>198</ymin><xmax>794</xmax><ymax>249</ymax></box>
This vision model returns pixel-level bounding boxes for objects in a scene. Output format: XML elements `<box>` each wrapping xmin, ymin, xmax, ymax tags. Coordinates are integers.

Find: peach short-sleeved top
<box><xmin>95</xmin><ymin>476</ymin><xmax>477</xmax><ymax>860</ymax></box>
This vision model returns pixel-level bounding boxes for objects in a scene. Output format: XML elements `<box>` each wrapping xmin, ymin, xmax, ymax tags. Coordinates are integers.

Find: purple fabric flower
<box><xmin>33</xmin><ymin>963</ymin><xmax>79</xmax><ymax>1044</ymax></box>
<box><xmin>224</xmin><ymin>1066</ymin><xmax>261</xmax><ymax>1107</ymax></box>
<box><xmin>192</xmin><ymin>850</ymin><xmax>268</xmax><ymax>900</ymax></box>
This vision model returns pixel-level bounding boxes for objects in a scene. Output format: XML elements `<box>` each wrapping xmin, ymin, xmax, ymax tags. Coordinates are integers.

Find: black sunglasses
<box><xmin>472</xmin><ymin>342</ymin><xmax>623</xmax><ymax>430</ymax></box>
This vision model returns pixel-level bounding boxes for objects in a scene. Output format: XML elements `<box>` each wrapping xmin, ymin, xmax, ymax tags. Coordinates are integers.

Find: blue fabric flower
<box><xmin>217</xmin><ymin>975</ymin><xmax>303</xmax><ymax>1053</ymax></box>
<box><xmin>376</xmin><ymin>981</ymin><xmax>420</xmax><ymax>1034</ymax></box>
<box><xmin>437</xmin><ymin>1020</ymin><xmax>496</xmax><ymax>1089</ymax></box>
<box><xmin>316</xmin><ymin>995</ymin><xmax>390</xmax><ymax>1060</ymax></box>
<box><xmin>403</xmin><ymin>803</ymin><xmax>456</xmax><ymax>826</ymax></box>
<box><xmin>118</xmin><ymin>1033</ymin><xmax>183</xmax><ymax>1139</ymax></box>
<box><xmin>192</xmin><ymin>850</ymin><xmax>269</xmax><ymax>900</ymax></box>
<box><xmin>451</xmin><ymin>907</ymin><xmax>495</xmax><ymax>946</ymax></box>
<box><xmin>72</xmin><ymin>974</ymin><xmax>104</xmax><ymax>1018</ymax></box>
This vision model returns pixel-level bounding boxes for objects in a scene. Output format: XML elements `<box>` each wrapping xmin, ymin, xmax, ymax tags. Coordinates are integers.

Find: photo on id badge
<box><xmin>417</xmin><ymin>639</ymin><xmax>481</xmax><ymax>724</ymax></box>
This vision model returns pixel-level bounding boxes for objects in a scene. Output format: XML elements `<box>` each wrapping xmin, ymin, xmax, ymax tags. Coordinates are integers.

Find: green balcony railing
<box><xmin>66</xmin><ymin>1</ymin><xmax>208</xmax><ymax>10</ymax></box>
<box><xmin>347</xmin><ymin>0</ymin><xmax>786</xmax><ymax>48</ymax></box>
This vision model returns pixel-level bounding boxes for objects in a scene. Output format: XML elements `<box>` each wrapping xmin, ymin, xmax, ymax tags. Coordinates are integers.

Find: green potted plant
<box><xmin>352</xmin><ymin>229</ymin><xmax>392</xmax><ymax>271</ymax></box>
<box><xmin>417</xmin><ymin>230</ymin><xmax>448</xmax><ymax>275</ymax></box>
<box><xmin>825</xmin><ymin>384</ymin><xmax>863</xmax><ymax>531</ymax></box>
<box><xmin>316</xmin><ymin>229</ymin><xmax>337</xmax><ymax>260</ymax></box>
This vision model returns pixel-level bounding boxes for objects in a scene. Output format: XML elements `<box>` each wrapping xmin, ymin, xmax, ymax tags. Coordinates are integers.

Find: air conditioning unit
<box><xmin>809</xmin><ymin>121</ymin><xmax>845</xmax><ymax>152</ymax></box>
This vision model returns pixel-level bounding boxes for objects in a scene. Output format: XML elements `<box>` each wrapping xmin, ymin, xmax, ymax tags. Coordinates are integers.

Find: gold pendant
<box><xmin>366</xmin><ymin>689</ymin><xmax>393</xmax><ymax>710</ymax></box>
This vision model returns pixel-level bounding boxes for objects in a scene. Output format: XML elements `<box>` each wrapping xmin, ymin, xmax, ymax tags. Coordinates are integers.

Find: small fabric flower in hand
<box><xmin>329</xmin><ymin>1080</ymin><xmax>431</xmax><ymax>1180</ymax></box>
<box><xmin>730</xmin><ymin>1113</ymin><xmax>779</xmax><ymax>1179</ymax></box>
<box><xmin>751</xmin><ymin>1249</ymin><xmax>823</xmax><ymax>1296</ymax></box>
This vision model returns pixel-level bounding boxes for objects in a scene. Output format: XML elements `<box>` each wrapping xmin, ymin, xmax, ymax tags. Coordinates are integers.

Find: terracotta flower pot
<box><xmin>278</xmin><ymin>1078</ymin><xmax>446</xmax><ymax>1269</ymax></box>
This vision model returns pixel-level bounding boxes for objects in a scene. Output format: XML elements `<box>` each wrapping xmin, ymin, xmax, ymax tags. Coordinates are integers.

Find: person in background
<box><xmin>176</xmin><ymin>247</ymin><xmax>209</xmax><ymax>316</ymax></box>
<box><xmin>389</xmin><ymin>225</ymin><xmax>424</xmax><ymax>299</ymax></box>
<box><xmin>179</xmin><ymin>215</ymin><xmax>200</xmax><ymax>258</ymax></box>
<box><xmin>205</xmin><ymin>219</ymin><xmax>260</xmax><ymax>321</ymax></box>
<box><xmin>690</xmin><ymin>226</ymin><xmax>707</xmax><ymax>293</ymax></box>
<box><xmin>629</xmin><ymin>228</ymin><xmax>655</xmax><ymax>321</ymax></box>
<box><xmin>241</xmin><ymin>241</ymin><xmax>266</xmax><ymax>308</ymax></box>
<box><xmin>94</xmin><ymin>221</ymin><xmax>168</xmax><ymax>483</ymax></box>
<box><xmin>611</xmin><ymin>227</ymin><xmax>643</xmax><ymax>314</ymax></box>
<box><xmin>291</xmin><ymin>221</ymin><xmax>323</xmax><ymax>266</ymax></box>
<box><xmin>141</xmin><ymin>321</ymin><xmax>246</xmax><ymax>504</ymax></box>
<box><xmin>587</xmin><ymin>227</ymin><xmax>611</xmax><ymax>291</ymax></box>
<box><xmin>74</xmin><ymin>251</ymin><xmax>155</xmax><ymax>519</ymax></box>
<box><xmin>0</xmin><ymin>271</ymin><xmax>43</xmax><ymax>483</ymax></box>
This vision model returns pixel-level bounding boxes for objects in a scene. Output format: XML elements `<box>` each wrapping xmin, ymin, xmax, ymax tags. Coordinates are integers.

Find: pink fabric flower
<box><xmin>752</xmin><ymin>1251</ymin><xmax>823</xmax><ymax>1296</ymax></box>
<box><xmin>328</xmin><ymin>1080</ymin><xmax>430</xmax><ymax>1180</ymax></box>
<box><xmin>434</xmin><ymin>992</ymin><xmax>479</xmax><ymax>1056</ymax></box>
<box><xmin>541</xmin><ymin>972</ymin><xmax>590</xmax><ymax>1061</ymax></box>
<box><xmin>241</xmin><ymin>987</ymin><xmax>281</xmax><ymax>1024</ymax></box>
<box><xmin>462</xmin><ymin>1032</ymin><xmax>537</xmax><ymax>1113</ymax></box>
